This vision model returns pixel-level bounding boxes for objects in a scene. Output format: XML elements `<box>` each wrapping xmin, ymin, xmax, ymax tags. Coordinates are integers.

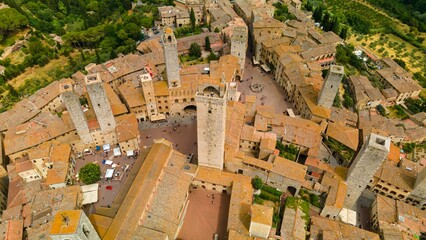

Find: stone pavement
<box><xmin>238</xmin><ymin>53</ymin><xmax>294</xmax><ymax>114</ymax></box>
<box><xmin>139</xmin><ymin>115</ymin><xmax>198</xmax><ymax>158</ymax></box>
<box><xmin>74</xmin><ymin>150</ymin><xmax>139</xmax><ymax>209</ymax></box>
<box><xmin>178</xmin><ymin>188</ymin><xmax>230</xmax><ymax>240</ymax></box>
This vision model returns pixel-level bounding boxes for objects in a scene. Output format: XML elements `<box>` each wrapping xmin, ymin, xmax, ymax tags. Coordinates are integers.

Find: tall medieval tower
<box><xmin>408</xmin><ymin>168</ymin><xmax>426</xmax><ymax>204</ymax></box>
<box><xmin>162</xmin><ymin>28</ymin><xmax>181</xmax><ymax>88</ymax></box>
<box><xmin>317</xmin><ymin>65</ymin><xmax>344</xmax><ymax>108</ymax></box>
<box><xmin>85</xmin><ymin>73</ymin><xmax>116</xmax><ymax>133</ymax></box>
<box><xmin>139</xmin><ymin>73</ymin><xmax>158</xmax><ymax>120</ymax></box>
<box><xmin>196</xmin><ymin>80</ymin><xmax>228</xmax><ymax>170</ymax></box>
<box><xmin>60</xmin><ymin>80</ymin><xmax>93</xmax><ymax>144</ymax></box>
<box><xmin>344</xmin><ymin>133</ymin><xmax>390</xmax><ymax>209</ymax></box>
<box><xmin>231</xmin><ymin>24</ymin><xmax>248</xmax><ymax>73</ymax></box>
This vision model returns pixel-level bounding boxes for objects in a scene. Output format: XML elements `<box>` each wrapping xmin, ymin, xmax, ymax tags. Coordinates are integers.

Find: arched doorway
<box><xmin>183</xmin><ymin>105</ymin><xmax>197</xmax><ymax>114</ymax></box>
<box><xmin>287</xmin><ymin>186</ymin><xmax>297</xmax><ymax>196</ymax></box>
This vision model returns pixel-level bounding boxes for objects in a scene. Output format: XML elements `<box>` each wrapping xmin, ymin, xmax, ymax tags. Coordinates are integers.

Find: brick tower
<box><xmin>60</xmin><ymin>80</ymin><xmax>93</xmax><ymax>144</ymax></box>
<box><xmin>230</xmin><ymin>24</ymin><xmax>248</xmax><ymax>73</ymax></box>
<box><xmin>85</xmin><ymin>73</ymin><xmax>116</xmax><ymax>133</ymax></box>
<box><xmin>162</xmin><ymin>27</ymin><xmax>181</xmax><ymax>88</ymax></box>
<box><xmin>344</xmin><ymin>133</ymin><xmax>390</xmax><ymax>209</ymax></box>
<box><xmin>196</xmin><ymin>80</ymin><xmax>228</xmax><ymax>170</ymax></box>
<box><xmin>317</xmin><ymin>65</ymin><xmax>344</xmax><ymax>108</ymax></box>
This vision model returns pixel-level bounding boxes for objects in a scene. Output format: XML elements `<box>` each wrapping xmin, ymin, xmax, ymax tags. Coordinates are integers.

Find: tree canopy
<box><xmin>79</xmin><ymin>163</ymin><xmax>101</xmax><ymax>184</ymax></box>
<box><xmin>0</xmin><ymin>8</ymin><xmax>28</xmax><ymax>33</ymax></box>
<box><xmin>189</xmin><ymin>42</ymin><xmax>201</xmax><ymax>58</ymax></box>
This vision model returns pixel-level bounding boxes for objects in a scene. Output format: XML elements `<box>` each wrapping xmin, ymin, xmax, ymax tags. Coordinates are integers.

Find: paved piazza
<box><xmin>178</xmin><ymin>189</ymin><xmax>230</xmax><ymax>240</ymax></box>
<box><xmin>239</xmin><ymin>53</ymin><xmax>293</xmax><ymax>114</ymax></box>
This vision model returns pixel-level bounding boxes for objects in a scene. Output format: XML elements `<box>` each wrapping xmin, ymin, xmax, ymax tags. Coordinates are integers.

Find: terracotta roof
<box><xmin>104</xmin><ymin>83</ymin><xmax>128</xmax><ymax>116</ymax></box>
<box><xmin>321</xmin><ymin>173</ymin><xmax>347</xmax><ymax>209</ymax></box>
<box><xmin>0</xmin><ymin>78</ymin><xmax>74</xmax><ymax>131</ymax></box>
<box><xmin>387</xmin><ymin>143</ymin><xmax>401</xmax><ymax>164</ymax></box>
<box><xmin>153</xmin><ymin>80</ymin><xmax>169</xmax><ymax>96</ymax></box>
<box><xmin>376</xmin><ymin>59</ymin><xmax>422</xmax><ymax>94</ymax></box>
<box><xmin>304</xmin><ymin>157</ymin><xmax>335</xmax><ymax>173</ymax></box>
<box><xmin>225</xmin><ymin>101</ymin><xmax>246</xmax><ymax>153</ymax></box>
<box><xmin>195</xmin><ymin>166</ymin><xmax>251</xmax><ymax>187</ymax></box>
<box><xmin>4</xmin><ymin>113</ymin><xmax>75</xmax><ymax>156</ymax></box>
<box><xmin>118</xmin><ymin>82</ymin><xmax>145</xmax><ymax>108</ymax></box>
<box><xmin>115</xmin><ymin>113</ymin><xmax>139</xmax><ymax>143</ymax></box>
<box><xmin>50</xmin><ymin>210</ymin><xmax>82</xmax><ymax>235</ymax></box>
<box><xmin>104</xmin><ymin>139</ymin><xmax>195</xmax><ymax>239</ymax></box>
<box><xmin>259</xmin><ymin>133</ymin><xmax>276</xmax><ymax>151</ymax></box>
<box><xmin>1</xmin><ymin>219</ymin><xmax>23</xmax><ymax>240</ymax></box>
<box><xmin>310</xmin><ymin>216</ymin><xmax>380</xmax><ymax>240</ymax></box>
<box><xmin>298</xmin><ymin>84</ymin><xmax>331</xmax><ymax>119</ymax></box>
<box><xmin>242</xmin><ymin>155</ymin><xmax>273</xmax><ymax>170</ymax></box>
<box><xmin>271</xmin><ymin>156</ymin><xmax>307</xmax><ymax>182</ymax></box>
<box><xmin>240</xmin><ymin>125</ymin><xmax>263</xmax><ymax>143</ymax></box>
<box><xmin>374</xmin><ymin>161</ymin><xmax>415</xmax><ymax>192</ymax></box>
<box><xmin>227</xmin><ymin>180</ymin><xmax>253</xmax><ymax>236</ymax></box>
<box><xmin>272</xmin><ymin>116</ymin><xmax>322</xmax><ymax>149</ymax></box>
<box><xmin>251</xmin><ymin>204</ymin><xmax>273</xmax><ymax>225</ymax></box>
<box><xmin>326</xmin><ymin>122</ymin><xmax>359</xmax><ymax>150</ymax></box>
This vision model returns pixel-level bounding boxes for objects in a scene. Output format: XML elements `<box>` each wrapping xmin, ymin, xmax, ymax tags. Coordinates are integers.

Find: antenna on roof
<box><xmin>60</xmin><ymin>213</ymin><xmax>70</xmax><ymax>226</ymax></box>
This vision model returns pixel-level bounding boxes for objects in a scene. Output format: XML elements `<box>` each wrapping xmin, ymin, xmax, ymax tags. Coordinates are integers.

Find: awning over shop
<box><xmin>261</xmin><ymin>64</ymin><xmax>271</xmax><ymax>72</ymax></box>
<box><xmin>103</xmin><ymin>144</ymin><xmax>111</xmax><ymax>151</ymax></box>
<box><xmin>113</xmin><ymin>148</ymin><xmax>121</xmax><ymax>157</ymax></box>
<box><xmin>102</xmin><ymin>160</ymin><xmax>113</xmax><ymax>165</ymax></box>
<box><xmin>253</xmin><ymin>56</ymin><xmax>260</xmax><ymax>65</ymax></box>
<box><xmin>150</xmin><ymin>113</ymin><xmax>166</xmax><ymax>122</ymax></box>
<box><xmin>105</xmin><ymin>169</ymin><xmax>114</xmax><ymax>178</ymax></box>
<box><xmin>81</xmin><ymin>183</ymin><xmax>99</xmax><ymax>205</ymax></box>
<box><xmin>126</xmin><ymin>150</ymin><xmax>134</xmax><ymax>157</ymax></box>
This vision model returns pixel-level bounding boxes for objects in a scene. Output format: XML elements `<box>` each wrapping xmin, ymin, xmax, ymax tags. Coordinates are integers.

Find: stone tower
<box><xmin>344</xmin><ymin>133</ymin><xmax>390</xmax><ymax>209</ymax></box>
<box><xmin>409</xmin><ymin>168</ymin><xmax>426</xmax><ymax>201</ymax></box>
<box><xmin>85</xmin><ymin>73</ymin><xmax>116</xmax><ymax>133</ymax></box>
<box><xmin>231</xmin><ymin>24</ymin><xmax>248</xmax><ymax>73</ymax></box>
<box><xmin>162</xmin><ymin>27</ymin><xmax>181</xmax><ymax>88</ymax></box>
<box><xmin>196</xmin><ymin>81</ymin><xmax>228</xmax><ymax>170</ymax></box>
<box><xmin>317</xmin><ymin>65</ymin><xmax>344</xmax><ymax>108</ymax></box>
<box><xmin>60</xmin><ymin>80</ymin><xmax>93</xmax><ymax>144</ymax></box>
<box><xmin>139</xmin><ymin>73</ymin><xmax>158</xmax><ymax>120</ymax></box>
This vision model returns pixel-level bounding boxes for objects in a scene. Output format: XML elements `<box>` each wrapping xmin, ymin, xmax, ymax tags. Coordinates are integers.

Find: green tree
<box><xmin>189</xmin><ymin>42</ymin><xmax>201</xmax><ymax>58</ymax></box>
<box><xmin>79</xmin><ymin>163</ymin><xmax>101</xmax><ymax>184</ymax></box>
<box><xmin>321</xmin><ymin>11</ymin><xmax>331</xmax><ymax>31</ymax></box>
<box><xmin>393</xmin><ymin>58</ymin><xmax>406</xmax><ymax>69</ymax></box>
<box><xmin>207</xmin><ymin>51</ymin><xmax>219</xmax><ymax>62</ymax></box>
<box><xmin>313</xmin><ymin>5</ymin><xmax>323</xmax><ymax>22</ymax></box>
<box><xmin>190</xmin><ymin>8</ymin><xmax>196</xmax><ymax>32</ymax></box>
<box><xmin>402</xmin><ymin>143</ymin><xmax>416</xmax><ymax>154</ymax></box>
<box><xmin>205</xmin><ymin>36</ymin><xmax>211</xmax><ymax>51</ymax></box>
<box><xmin>252</xmin><ymin>177</ymin><xmax>264</xmax><ymax>189</ymax></box>
<box><xmin>339</xmin><ymin>26</ymin><xmax>348</xmax><ymax>40</ymax></box>
<box><xmin>0</xmin><ymin>8</ymin><xmax>28</xmax><ymax>38</ymax></box>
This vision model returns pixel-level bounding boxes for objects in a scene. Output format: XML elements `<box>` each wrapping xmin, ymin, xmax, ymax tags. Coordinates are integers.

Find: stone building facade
<box><xmin>230</xmin><ymin>24</ymin><xmax>248</xmax><ymax>73</ymax></box>
<box><xmin>85</xmin><ymin>73</ymin><xmax>116</xmax><ymax>133</ymax></box>
<box><xmin>344</xmin><ymin>133</ymin><xmax>391</xmax><ymax>209</ymax></box>
<box><xmin>60</xmin><ymin>81</ymin><xmax>93</xmax><ymax>144</ymax></box>
<box><xmin>196</xmin><ymin>82</ymin><xmax>228</xmax><ymax>170</ymax></box>
<box><xmin>140</xmin><ymin>73</ymin><xmax>159</xmax><ymax>120</ymax></box>
<box><xmin>162</xmin><ymin>28</ymin><xmax>181</xmax><ymax>88</ymax></box>
<box><xmin>317</xmin><ymin>65</ymin><xmax>344</xmax><ymax>109</ymax></box>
